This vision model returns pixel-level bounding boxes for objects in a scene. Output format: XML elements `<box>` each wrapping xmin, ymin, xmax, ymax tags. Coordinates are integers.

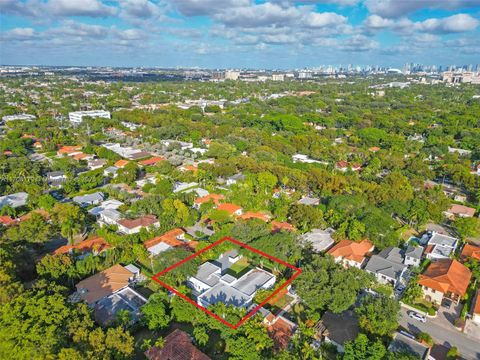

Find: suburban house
<box><xmin>216</xmin><ymin>203</ymin><xmax>243</xmax><ymax>216</ymax></box>
<box><xmin>425</xmin><ymin>232</ymin><xmax>458</xmax><ymax>260</ymax></box>
<box><xmin>297</xmin><ymin>196</ymin><xmax>320</xmax><ymax>206</ymax></box>
<box><xmin>335</xmin><ymin>161</ymin><xmax>362</xmax><ymax>172</ymax></box>
<box><xmin>460</xmin><ymin>243</ymin><xmax>480</xmax><ymax>262</ymax></box>
<box><xmin>444</xmin><ymin>204</ymin><xmax>476</xmax><ymax>219</ymax></box>
<box><xmin>53</xmin><ymin>236</ymin><xmax>112</xmax><ymax>257</ymax></box>
<box><xmin>238</xmin><ymin>211</ymin><xmax>270</xmax><ymax>222</ymax></box>
<box><xmin>143</xmin><ymin>228</ymin><xmax>197</xmax><ymax>256</ymax></box>
<box><xmin>88</xmin><ymin>199</ymin><xmax>124</xmax><ymax>217</ymax></box>
<box><xmin>87</xmin><ymin>159</ymin><xmax>107</xmax><ymax>170</ymax></box>
<box><xmin>114</xmin><ymin>159</ymin><xmax>130</xmax><ymax>168</ymax></box>
<box><xmin>419</xmin><ymin>259</ymin><xmax>472</xmax><ymax>304</ymax></box>
<box><xmin>265</xmin><ymin>315</ymin><xmax>298</xmax><ymax>351</ymax></box>
<box><xmin>404</xmin><ymin>245</ymin><xmax>424</xmax><ymax>267</ymax></box>
<box><xmin>193</xmin><ymin>193</ymin><xmax>225</xmax><ymax>209</ymax></box>
<box><xmin>57</xmin><ymin>145</ymin><xmax>82</xmax><ymax>156</ymax></box>
<box><xmin>46</xmin><ymin>171</ymin><xmax>67</xmax><ymax>187</ymax></box>
<box><xmin>314</xmin><ymin>310</ymin><xmax>359</xmax><ymax>353</ymax></box>
<box><xmin>72</xmin><ymin>192</ymin><xmax>105</xmax><ymax>207</ymax></box>
<box><xmin>226</xmin><ymin>173</ymin><xmax>246</xmax><ymax>186</ymax></box>
<box><xmin>327</xmin><ymin>239</ymin><xmax>374</xmax><ymax>268</ymax></box>
<box><xmin>98</xmin><ymin>209</ymin><xmax>122</xmax><ymax>226</ymax></box>
<box><xmin>72</xmin><ymin>264</ymin><xmax>147</xmax><ymax>326</ymax></box>
<box><xmin>364</xmin><ymin>247</ymin><xmax>408</xmax><ymax>287</ymax></box>
<box><xmin>117</xmin><ymin>214</ymin><xmax>159</xmax><ymax>234</ymax></box>
<box><xmin>271</xmin><ymin>221</ymin><xmax>295</xmax><ymax>233</ymax></box>
<box><xmin>388</xmin><ymin>332</ymin><xmax>430</xmax><ymax>360</ymax></box>
<box><xmin>138</xmin><ymin>156</ymin><xmax>165</xmax><ymax>167</ymax></box>
<box><xmin>471</xmin><ymin>290</ymin><xmax>480</xmax><ymax>324</ymax></box>
<box><xmin>144</xmin><ymin>329</ymin><xmax>211</xmax><ymax>360</ymax></box>
<box><xmin>0</xmin><ymin>192</ymin><xmax>28</xmax><ymax>209</ymax></box>
<box><xmin>301</xmin><ymin>228</ymin><xmax>335</xmax><ymax>252</ymax></box>
<box><xmin>103</xmin><ymin>166</ymin><xmax>119</xmax><ymax>178</ymax></box>
<box><xmin>187</xmin><ymin>250</ymin><xmax>276</xmax><ymax>309</ymax></box>
<box><xmin>0</xmin><ymin>215</ymin><xmax>17</xmax><ymax>226</ymax></box>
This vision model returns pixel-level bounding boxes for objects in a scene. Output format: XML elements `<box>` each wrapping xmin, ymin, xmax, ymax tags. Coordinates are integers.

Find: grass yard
<box><xmin>228</xmin><ymin>257</ymin><xmax>252</xmax><ymax>276</ymax></box>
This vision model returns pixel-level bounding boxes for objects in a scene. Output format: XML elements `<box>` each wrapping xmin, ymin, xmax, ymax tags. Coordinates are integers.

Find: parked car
<box><xmin>409</xmin><ymin>312</ymin><xmax>426</xmax><ymax>323</ymax></box>
<box><xmin>442</xmin><ymin>298</ymin><xmax>452</xmax><ymax>309</ymax></box>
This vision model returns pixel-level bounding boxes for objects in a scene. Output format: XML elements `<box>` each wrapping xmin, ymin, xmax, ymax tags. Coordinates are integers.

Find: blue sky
<box><xmin>1</xmin><ymin>0</ymin><xmax>479</xmax><ymax>68</ymax></box>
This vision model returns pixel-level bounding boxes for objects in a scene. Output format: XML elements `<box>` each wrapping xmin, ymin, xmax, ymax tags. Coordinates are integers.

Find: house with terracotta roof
<box><xmin>471</xmin><ymin>289</ymin><xmax>480</xmax><ymax>324</ymax></box>
<box><xmin>114</xmin><ymin>159</ymin><xmax>130</xmax><ymax>168</ymax></box>
<box><xmin>144</xmin><ymin>329</ymin><xmax>210</xmax><ymax>360</ymax></box>
<box><xmin>53</xmin><ymin>236</ymin><xmax>112</xmax><ymax>257</ymax></box>
<box><xmin>419</xmin><ymin>259</ymin><xmax>472</xmax><ymax>304</ymax></box>
<box><xmin>444</xmin><ymin>204</ymin><xmax>476</xmax><ymax>219</ymax></box>
<box><xmin>461</xmin><ymin>243</ymin><xmax>480</xmax><ymax>262</ymax></box>
<box><xmin>0</xmin><ymin>215</ymin><xmax>17</xmax><ymax>226</ymax></box>
<box><xmin>138</xmin><ymin>156</ymin><xmax>165</xmax><ymax>167</ymax></box>
<box><xmin>216</xmin><ymin>203</ymin><xmax>243</xmax><ymax>216</ymax></box>
<box><xmin>72</xmin><ymin>152</ymin><xmax>95</xmax><ymax>161</ymax></box>
<box><xmin>144</xmin><ymin>228</ymin><xmax>197</xmax><ymax>256</ymax></box>
<box><xmin>117</xmin><ymin>214</ymin><xmax>159</xmax><ymax>234</ymax></box>
<box><xmin>266</xmin><ymin>315</ymin><xmax>297</xmax><ymax>352</ymax></box>
<box><xmin>238</xmin><ymin>211</ymin><xmax>270</xmax><ymax>222</ymax></box>
<box><xmin>271</xmin><ymin>221</ymin><xmax>295</xmax><ymax>233</ymax></box>
<box><xmin>57</xmin><ymin>145</ymin><xmax>82</xmax><ymax>156</ymax></box>
<box><xmin>327</xmin><ymin>239</ymin><xmax>374</xmax><ymax>268</ymax></box>
<box><xmin>335</xmin><ymin>161</ymin><xmax>362</xmax><ymax>172</ymax></box>
<box><xmin>179</xmin><ymin>164</ymin><xmax>198</xmax><ymax>172</ymax></box>
<box><xmin>73</xmin><ymin>264</ymin><xmax>147</xmax><ymax>326</ymax></box>
<box><xmin>193</xmin><ymin>193</ymin><xmax>225</xmax><ymax>209</ymax></box>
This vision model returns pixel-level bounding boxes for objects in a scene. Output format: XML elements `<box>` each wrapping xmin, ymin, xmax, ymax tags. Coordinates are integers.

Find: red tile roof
<box><xmin>138</xmin><ymin>156</ymin><xmax>165</xmax><ymax>166</ymax></box>
<box><xmin>473</xmin><ymin>289</ymin><xmax>480</xmax><ymax>315</ymax></box>
<box><xmin>238</xmin><ymin>211</ymin><xmax>270</xmax><ymax>222</ymax></box>
<box><xmin>327</xmin><ymin>239</ymin><xmax>374</xmax><ymax>264</ymax></box>
<box><xmin>117</xmin><ymin>215</ymin><xmax>158</xmax><ymax>229</ymax></box>
<box><xmin>216</xmin><ymin>203</ymin><xmax>242</xmax><ymax>215</ymax></box>
<box><xmin>419</xmin><ymin>259</ymin><xmax>472</xmax><ymax>297</ymax></box>
<box><xmin>194</xmin><ymin>193</ymin><xmax>225</xmax><ymax>205</ymax></box>
<box><xmin>267</xmin><ymin>317</ymin><xmax>296</xmax><ymax>351</ymax></box>
<box><xmin>114</xmin><ymin>159</ymin><xmax>130</xmax><ymax>168</ymax></box>
<box><xmin>461</xmin><ymin>243</ymin><xmax>480</xmax><ymax>261</ymax></box>
<box><xmin>145</xmin><ymin>329</ymin><xmax>211</xmax><ymax>360</ymax></box>
<box><xmin>447</xmin><ymin>204</ymin><xmax>476</xmax><ymax>217</ymax></box>
<box><xmin>0</xmin><ymin>215</ymin><xmax>17</xmax><ymax>226</ymax></box>
<box><xmin>53</xmin><ymin>236</ymin><xmax>112</xmax><ymax>255</ymax></box>
<box><xmin>144</xmin><ymin>228</ymin><xmax>197</xmax><ymax>250</ymax></box>
<box><xmin>271</xmin><ymin>221</ymin><xmax>295</xmax><ymax>232</ymax></box>
<box><xmin>57</xmin><ymin>145</ymin><xmax>82</xmax><ymax>154</ymax></box>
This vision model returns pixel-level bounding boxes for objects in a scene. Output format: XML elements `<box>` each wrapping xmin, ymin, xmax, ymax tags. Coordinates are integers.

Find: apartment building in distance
<box><xmin>68</xmin><ymin>110</ymin><xmax>111</xmax><ymax>124</ymax></box>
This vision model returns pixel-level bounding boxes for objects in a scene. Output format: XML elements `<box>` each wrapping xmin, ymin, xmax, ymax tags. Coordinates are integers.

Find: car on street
<box><xmin>409</xmin><ymin>311</ymin><xmax>427</xmax><ymax>323</ymax></box>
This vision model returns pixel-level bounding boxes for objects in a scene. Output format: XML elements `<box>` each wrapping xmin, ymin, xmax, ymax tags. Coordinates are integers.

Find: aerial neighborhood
<box><xmin>0</xmin><ymin>67</ymin><xmax>480</xmax><ymax>360</ymax></box>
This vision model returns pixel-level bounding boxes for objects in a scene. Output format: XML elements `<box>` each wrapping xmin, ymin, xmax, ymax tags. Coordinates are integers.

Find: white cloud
<box><xmin>414</xmin><ymin>14</ymin><xmax>479</xmax><ymax>33</ymax></box>
<box><xmin>1</xmin><ymin>27</ymin><xmax>37</xmax><ymax>41</ymax></box>
<box><xmin>171</xmin><ymin>0</ymin><xmax>250</xmax><ymax>17</ymax></box>
<box><xmin>304</xmin><ymin>12</ymin><xmax>347</xmax><ymax>28</ymax></box>
<box><xmin>363</xmin><ymin>15</ymin><xmax>394</xmax><ymax>29</ymax></box>
<box><xmin>47</xmin><ymin>0</ymin><xmax>116</xmax><ymax>17</ymax></box>
<box><xmin>364</xmin><ymin>0</ymin><xmax>480</xmax><ymax>18</ymax></box>
<box><xmin>119</xmin><ymin>0</ymin><xmax>164</xmax><ymax>21</ymax></box>
<box><xmin>339</xmin><ymin>34</ymin><xmax>378</xmax><ymax>51</ymax></box>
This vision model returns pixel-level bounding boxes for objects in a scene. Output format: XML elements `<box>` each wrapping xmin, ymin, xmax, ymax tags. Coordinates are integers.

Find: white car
<box><xmin>409</xmin><ymin>312</ymin><xmax>427</xmax><ymax>323</ymax></box>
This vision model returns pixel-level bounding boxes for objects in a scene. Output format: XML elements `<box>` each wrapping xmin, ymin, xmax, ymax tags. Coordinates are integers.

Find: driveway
<box><xmin>399</xmin><ymin>307</ymin><xmax>480</xmax><ymax>360</ymax></box>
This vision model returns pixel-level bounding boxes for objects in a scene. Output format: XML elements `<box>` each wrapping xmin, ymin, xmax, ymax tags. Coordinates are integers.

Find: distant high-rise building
<box><xmin>224</xmin><ymin>70</ymin><xmax>240</xmax><ymax>80</ymax></box>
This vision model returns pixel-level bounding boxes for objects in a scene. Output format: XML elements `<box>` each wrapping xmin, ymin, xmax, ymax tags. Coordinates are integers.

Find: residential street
<box><xmin>399</xmin><ymin>307</ymin><xmax>480</xmax><ymax>360</ymax></box>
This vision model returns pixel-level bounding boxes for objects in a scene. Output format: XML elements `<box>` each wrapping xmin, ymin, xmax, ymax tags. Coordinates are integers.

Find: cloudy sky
<box><xmin>1</xmin><ymin>0</ymin><xmax>479</xmax><ymax>68</ymax></box>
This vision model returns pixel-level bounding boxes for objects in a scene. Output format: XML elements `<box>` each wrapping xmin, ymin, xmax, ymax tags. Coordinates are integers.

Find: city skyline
<box><xmin>1</xmin><ymin>0</ymin><xmax>480</xmax><ymax>68</ymax></box>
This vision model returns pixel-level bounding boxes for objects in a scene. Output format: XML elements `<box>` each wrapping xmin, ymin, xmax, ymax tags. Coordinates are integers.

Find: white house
<box><xmin>116</xmin><ymin>215</ymin><xmax>159</xmax><ymax>235</ymax></box>
<box><xmin>69</xmin><ymin>110</ymin><xmax>111</xmax><ymax>124</ymax></box>
<box><xmin>187</xmin><ymin>251</ymin><xmax>275</xmax><ymax>309</ymax></box>
<box><xmin>425</xmin><ymin>232</ymin><xmax>458</xmax><ymax>260</ymax></box>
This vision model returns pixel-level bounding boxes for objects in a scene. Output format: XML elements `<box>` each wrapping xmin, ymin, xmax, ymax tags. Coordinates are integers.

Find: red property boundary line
<box><xmin>151</xmin><ymin>236</ymin><xmax>302</xmax><ymax>329</ymax></box>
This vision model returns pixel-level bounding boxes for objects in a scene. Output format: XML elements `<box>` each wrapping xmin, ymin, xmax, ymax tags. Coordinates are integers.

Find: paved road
<box><xmin>399</xmin><ymin>307</ymin><xmax>480</xmax><ymax>360</ymax></box>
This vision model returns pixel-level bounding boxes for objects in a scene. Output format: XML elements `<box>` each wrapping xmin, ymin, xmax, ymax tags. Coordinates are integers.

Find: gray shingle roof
<box><xmin>405</xmin><ymin>245</ymin><xmax>424</xmax><ymax>260</ymax></box>
<box><xmin>195</xmin><ymin>262</ymin><xmax>221</xmax><ymax>287</ymax></box>
<box><xmin>364</xmin><ymin>254</ymin><xmax>407</xmax><ymax>280</ymax></box>
<box><xmin>199</xmin><ymin>283</ymin><xmax>250</xmax><ymax>307</ymax></box>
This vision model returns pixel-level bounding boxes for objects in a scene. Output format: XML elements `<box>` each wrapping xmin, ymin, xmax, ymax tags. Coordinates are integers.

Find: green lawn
<box><xmin>228</xmin><ymin>257</ymin><xmax>252</xmax><ymax>276</ymax></box>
